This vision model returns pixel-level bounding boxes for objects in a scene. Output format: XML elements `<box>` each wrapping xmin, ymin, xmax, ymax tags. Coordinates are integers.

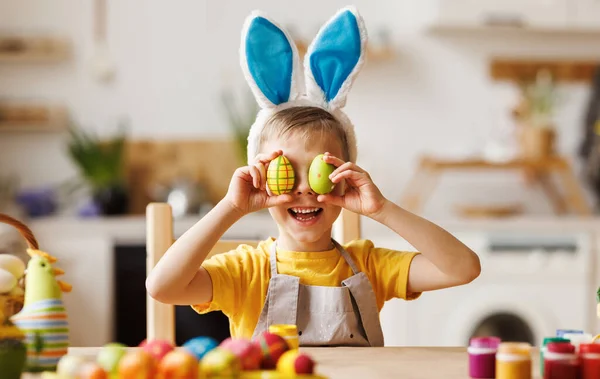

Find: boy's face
<box><xmin>260</xmin><ymin>132</ymin><xmax>346</xmax><ymax>250</ymax></box>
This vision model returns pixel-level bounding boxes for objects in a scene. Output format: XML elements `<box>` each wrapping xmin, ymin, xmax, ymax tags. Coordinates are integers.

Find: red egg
<box><xmin>141</xmin><ymin>339</ymin><xmax>175</xmax><ymax>362</ymax></box>
<box><xmin>117</xmin><ymin>350</ymin><xmax>157</xmax><ymax>379</ymax></box>
<box><xmin>220</xmin><ymin>338</ymin><xmax>262</xmax><ymax>370</ymax></box>
<box><xmin>253</xmin><ymin>332</ymin><xmax>290</xmax><ymax>369</ymax></box>
<box><xmin>156</xmin><ymin>349</ymin><xmax>198</xmax><ymax>379</ymax></box>
<box><xmin>277</xmin><ymin>350</ymin><xmax>315</xmax><ymax>375</ymax></box>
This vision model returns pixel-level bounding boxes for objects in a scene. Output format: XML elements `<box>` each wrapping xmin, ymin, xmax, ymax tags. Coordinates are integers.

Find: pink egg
<box><xmin>220</xmin><ymin>338</ymin><xmax>262</xmax><ymax>370</ymax></box>
<box><xmin>140</xmin><ymin>339</ymin><xmax>175</xmax><ymax>362</ymax></box>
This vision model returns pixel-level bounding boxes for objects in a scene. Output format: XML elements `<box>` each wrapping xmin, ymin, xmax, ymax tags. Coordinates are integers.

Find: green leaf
<box><xmin>65</xmin><ymin>122</ymin><xmax>128</xmax><ymax>190</ymax></box>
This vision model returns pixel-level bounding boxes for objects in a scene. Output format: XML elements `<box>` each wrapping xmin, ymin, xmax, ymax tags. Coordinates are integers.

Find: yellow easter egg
<box><xmin>267</xmin><ymin>155</ymin><xmax>295</xmax><ymax>195</ymax></box>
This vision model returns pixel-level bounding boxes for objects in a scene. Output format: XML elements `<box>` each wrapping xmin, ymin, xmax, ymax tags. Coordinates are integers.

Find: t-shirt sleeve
<box><xmin>359</xmin><ymin>240</ymin><xmax>422</xmax><ymax>302</ymax></box>
<box><xmin>191</xmin><ymin>246</ymin><xmax>250</xmax><ymax>318</ymax></box>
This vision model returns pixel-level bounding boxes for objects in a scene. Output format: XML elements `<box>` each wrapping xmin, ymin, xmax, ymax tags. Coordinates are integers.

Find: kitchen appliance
<box><xmin>379</xmin><ymin>229</ymin><xmax>595</xmax><ymax>347</ymax></box>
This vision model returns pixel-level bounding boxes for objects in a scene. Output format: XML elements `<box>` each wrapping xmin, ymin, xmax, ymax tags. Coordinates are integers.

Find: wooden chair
<box><xmin>145</xmin><ymin>202</ymin><xmax>361</xmax><ymax>344</ymax></box>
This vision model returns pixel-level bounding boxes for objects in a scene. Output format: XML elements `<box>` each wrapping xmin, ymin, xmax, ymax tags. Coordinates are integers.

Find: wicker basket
<box><xmin>0</xmin><ymin>214</ymin><xmax>38</xmax><ymax>322</ymax></box>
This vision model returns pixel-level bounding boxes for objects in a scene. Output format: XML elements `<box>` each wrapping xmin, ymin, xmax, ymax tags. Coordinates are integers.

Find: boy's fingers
<box><xmin>331</xmin><ymin>170</ymin><xmax>365</xmax><ymax>184</ymax></box>
<box><xmin>254</xmin><ymin>150</ymin><xmax>283</xmax><ymax>165</ymax></box>
<box><xmin>249</xmin><ymin>165</ymin><xmax>261</xmax><ymax>188</ymax></box>
<box><xmin>323</xmin><ymin>153</ymin><xmax>346</xmax><ymax>168</ymax></box>
<box><xmin>254</xmin><ymin>163</ymin><xmax>267</xmax><ymax>190</ymax></box>
<box><xmin>267</xmin><ymin>194</ymin><xmax>293</xmax><ymax>207</ymax></box>
<box><xmin>317</xmin><ymin>194</ymin><xmax>344</xmax><ymax>207</ymax></box>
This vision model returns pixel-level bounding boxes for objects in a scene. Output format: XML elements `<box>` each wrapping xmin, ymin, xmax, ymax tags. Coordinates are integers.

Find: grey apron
<box><xmin>251</xmin><ymin>239</ymin><xmax>384</xmax><ymax>347</ymax></box>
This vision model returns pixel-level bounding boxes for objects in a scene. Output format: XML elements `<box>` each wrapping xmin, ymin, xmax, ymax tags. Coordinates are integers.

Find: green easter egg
<box><xmin>97</xmin><ymin>342</ymin><xmax>127</xmax><ymax>374</ymax></box>
<box><xmin>308</xmin><ymin>154</ymin><xmax>336</xmax><ymax>195</ymax></box>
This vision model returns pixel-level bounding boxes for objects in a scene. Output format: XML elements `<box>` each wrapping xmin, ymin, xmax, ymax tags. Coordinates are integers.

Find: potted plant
<box><xmin>66</xmin><ymin>123</ymin><xmax>129</xmax><ymax>215</ymax></box>
<box><xmin>512</xmin><ymin>69</ymin><xmax>561</xmax><ymax>159</ymax></box>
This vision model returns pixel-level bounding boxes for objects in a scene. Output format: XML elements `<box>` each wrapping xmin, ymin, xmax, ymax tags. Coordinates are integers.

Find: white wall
<box><xmin>1</xmin><ymin>0</ymin><xmax>599</xmax><ymax>217</ymax></box>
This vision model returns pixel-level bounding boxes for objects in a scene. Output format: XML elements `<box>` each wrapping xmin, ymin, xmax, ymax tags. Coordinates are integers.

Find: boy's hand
<box><xmin>317</xmin><ymin>152</ymin><xmax>387</xmax><ymax>219</ymax></box>
<box><xmin>224</xmin><ymin>150</ymin><xmax>293</xmax><ymax>216</ymax></box>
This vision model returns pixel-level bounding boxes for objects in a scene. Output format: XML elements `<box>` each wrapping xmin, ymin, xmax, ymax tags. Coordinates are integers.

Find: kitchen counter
<box><xmin>25</xmin><ymin>211</ymin><xmax>600</xmax><ymax>246</ymax></box>
<box><xmin>21</xmin><ymin>346</ymin><xmax>542</xmax><ymax>379</ymax></box>
<box><xmin>26</xmin><ymin>209</ymin><xmax>279</xmax><ymax>245</ymax></box>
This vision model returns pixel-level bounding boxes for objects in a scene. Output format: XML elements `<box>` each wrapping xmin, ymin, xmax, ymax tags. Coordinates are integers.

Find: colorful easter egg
<box><xmin>267</xmin><ymin>155</ymin><xmax>295</xmax><ymax>195</ymax></box>
<box><xmin>117</xmin><ymin>350</ymin><xmax>156</xmax><ymax>379</ymax></box>
<box><xmin>40</xmin><ymin>373</ymin><xmax>67</xmax><ymax>379</ymax></box>
<box><xmin>97</xmin><ymin>342</ymin><xmax>127</xmax><ymax>376</ymax></box>
<box><xmin>140</xmin><ymin>339</ymin><xmax>174</xmax><ymax>362</ymax></box>
<box><xmin>308</xmin><ymin>154</ymin><xmax>335</xmax><ymax>195</ymax></box>
<box><xmin>57</xmin><ymin>355</ymin><xmax>87</xmax><ymax>377</ymax></box>
<box><xmin>253</xmin><ymin>332</ymin><xmax>289</xmax><ymax>369</ymax></box>
<box><xmin>0</xmin><ymin>255</ymin><xmax>25</xmax><ymax>279</ymax></box>
<box><xmin>200</xmin><ymin>348</ymin><xmax>241</xmax><ymax>378</ymax></box>
<box><xmin>182</xmin><ymin>336</ymin><xmax>218</xmax><ymax>361</ymax></box>
<box><xmin>219</xmin><ymin>337</ymin><xmax>262</xmax><ymax>370</ymax></box>
<box><xmin>79</xmin><ymin>361</ymin><xmax>108</xmax><ymax>379</ymax></box>
<box><xmin>277</xmin><ymin>350</ymin><xmax>315</xmax><ymax>375</ymax></box>
<box><xmin>156</xmin><ymin>349</ymin><xmax>199</xmax><ymax>379</ymax></box>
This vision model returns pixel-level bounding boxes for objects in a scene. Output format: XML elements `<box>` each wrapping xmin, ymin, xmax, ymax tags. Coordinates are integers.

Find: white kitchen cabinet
<box><xmin>571</xmin><ymin>0</ymin><xmax>600</xmax><ymax>30</ymax></box>
<box><xmin>430</xmin><ymin>0</ymin><xmax>569</xmax><ymax>30</ymax></box>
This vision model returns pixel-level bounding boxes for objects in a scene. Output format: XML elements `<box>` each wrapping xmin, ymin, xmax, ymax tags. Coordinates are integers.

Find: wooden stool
<box><xmin>399</xmin><ymin>155</ymin><xmax>592</xmax><ymax>216</ymax></box>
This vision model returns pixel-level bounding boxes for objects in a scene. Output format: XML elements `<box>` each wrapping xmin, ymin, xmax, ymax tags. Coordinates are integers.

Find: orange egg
<box><xmin>156</xmin><ymin>349</ymin><xmax>199</xmax><ymax>379</ymax></box>
<box><xmin>78</xmin><ymin>362</ymin><xmax>108</xmax><ymax>379</ymax></box>
<box><xmin>117</xmin><ymin>350</ymin><xmax>156</xmax><ymax>379</ymax></box>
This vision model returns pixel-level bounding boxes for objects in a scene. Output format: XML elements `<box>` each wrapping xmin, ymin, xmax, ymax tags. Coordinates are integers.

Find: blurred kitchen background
<box><xmin>1</xmin><ymin>0</ymin><xmax>600</xmax><ymax>348</ymax></box>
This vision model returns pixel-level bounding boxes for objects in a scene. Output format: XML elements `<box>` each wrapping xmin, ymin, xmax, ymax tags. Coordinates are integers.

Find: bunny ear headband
<box><xmin>241</xmin><ymin>6</ymin><xmax>367</xmax><ymax>165</ymax></box>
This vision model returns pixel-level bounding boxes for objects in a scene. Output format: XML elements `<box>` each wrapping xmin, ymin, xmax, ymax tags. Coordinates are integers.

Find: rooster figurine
<box><xmin>11</xmin><ymin>249</ymin><xmax>71</xmax><ymax>372</ymax></box>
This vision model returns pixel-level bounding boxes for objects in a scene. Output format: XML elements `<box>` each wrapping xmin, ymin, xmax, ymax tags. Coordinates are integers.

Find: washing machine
<box><xmin>378</xmin><ymin>228</ymin><xmax>595</xmax><ymax>347</ymax></box>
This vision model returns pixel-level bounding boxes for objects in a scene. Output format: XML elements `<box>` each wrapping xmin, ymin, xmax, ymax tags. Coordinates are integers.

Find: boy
<box><xmin>146</xmin><ymin>6</ymin><xmax>480</xmax><ymax>347</ymax></box>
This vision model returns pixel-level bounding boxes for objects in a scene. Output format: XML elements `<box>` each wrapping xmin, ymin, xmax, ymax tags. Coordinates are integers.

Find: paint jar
<box><xmin>540</xmin><ymin>337</ymin><xmax>569</xmax><ymax>376</ymax></box>
<box><xmin>468</xmin><ymin>336</ymin><xmax>501</xmax><ymax>378</ymax></box>
<box><xmin>580</xmin><ymin>343</ymin><xmax>600</xmax><ymax>379</ymax></box>
<box><xmin>556</xmin><ymin>329</ymin><xmax>583</xmax><ymax>338</ymax></box>
<box><xmin>269</xmin><ymin>324</ymin><xmax>299</xmax><ymax>350</ymax></box>
<box><xmin>561</xmin><ymin>332</ymin><xmax>593</xmax><ymax>352</ymax></box>
<box><xmin>496</xmin><ymin>342</ymin><xmax>532</xmax><ymax>379</ymax></box>
<box><xmin>543</xmin><ymin>342</ymin><xmax>579</xmax><ymax>379</ymax></box>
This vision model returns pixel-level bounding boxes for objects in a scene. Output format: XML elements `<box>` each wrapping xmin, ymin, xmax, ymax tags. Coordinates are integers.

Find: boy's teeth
<box><xmin>292</xmin><ymin>208</ymin><xmax>319</xmax><ymax>214</ymax></box>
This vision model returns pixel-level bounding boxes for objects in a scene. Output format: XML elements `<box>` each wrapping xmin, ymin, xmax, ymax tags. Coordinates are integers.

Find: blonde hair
<box><xmin>258</xmin><ymin>106</ymin><xmax>350</xmax><ymax>161</ymax></box>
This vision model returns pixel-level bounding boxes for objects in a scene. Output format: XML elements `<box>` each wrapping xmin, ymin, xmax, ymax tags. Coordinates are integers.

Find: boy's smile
<box><xmin>261</xmin><ymin>132</ymin><xmax>346</xmax><ymax>252</ymax></box>
<box><xmin>288</xmin><ymin>207</ymin><xmax>323</xmax><ymax>224</ymax></box>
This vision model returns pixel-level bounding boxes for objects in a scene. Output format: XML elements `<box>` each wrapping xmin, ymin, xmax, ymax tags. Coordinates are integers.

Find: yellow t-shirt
<box><xmin>192</xmin><ymin>237</ymin><xmax>420</xmax><ymax>339</ymax></box>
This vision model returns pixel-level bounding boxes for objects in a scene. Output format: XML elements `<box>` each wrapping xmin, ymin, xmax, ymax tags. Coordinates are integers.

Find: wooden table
<box><xmin>21</xmin><ymin>346</ymin><xmax>543</xmax><ymax>379</ymax></box>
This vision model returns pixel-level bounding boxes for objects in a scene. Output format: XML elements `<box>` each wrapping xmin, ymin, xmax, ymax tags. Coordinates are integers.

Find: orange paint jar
<box><xmin>496</xmin><ymin>342</ymin><xmax>532</xmax><ymax>379</ymax></box>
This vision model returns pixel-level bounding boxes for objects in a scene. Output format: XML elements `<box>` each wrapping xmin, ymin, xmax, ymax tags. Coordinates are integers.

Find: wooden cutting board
<box><xmin>123</xmin><ymin>139</ymin><xmax>245</xmax><ymax>214</ymax></box>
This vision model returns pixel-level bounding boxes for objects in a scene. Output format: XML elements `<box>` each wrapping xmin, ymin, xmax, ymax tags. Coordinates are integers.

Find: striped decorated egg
<box><xmin>267</xmin><ymin>155</ymin><xmax>295</xmax><ymax>195</ymax></box>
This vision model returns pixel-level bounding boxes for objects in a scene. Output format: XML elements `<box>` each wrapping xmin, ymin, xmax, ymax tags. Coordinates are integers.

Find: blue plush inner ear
<box><xmin>246</xmin><ymin>17</ymin><xmax>293</xmax><ymax>105</ymax></box>
<box><xmin>310</xmin><ymin>10</ymin><xmax>361</xmax><ymax>102</ymax></box>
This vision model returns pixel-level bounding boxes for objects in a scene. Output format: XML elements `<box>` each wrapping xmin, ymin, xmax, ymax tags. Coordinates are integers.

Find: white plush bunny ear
<box><xmin>240</xmin><ymin>11</ymin><xmax>302</xmax><ymax>109</ymax></box>
<box><xmin>304</xmin><ymin>6</ymin><xmax>367</xmax><ymax>110</ymax></box>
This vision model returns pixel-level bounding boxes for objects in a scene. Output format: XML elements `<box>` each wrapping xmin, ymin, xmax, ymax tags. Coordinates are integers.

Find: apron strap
<box><xmin>266</xmin><ymin>275</ymin><xmax>300</xmax><ymax>326</ymax></box>
<box><xmin>332</xmin><ymin>239</ymin><xmax>359</xmax><ymax>275</ymax></box>
<box><xmin>269</xmin><ymin>241</ymin><xmax>278</xmax><ymax>277</ymax></box>
<box><xmin>265</xmin><ymin>241</ymin><xmax>299</xmax><ymax>326</ymax></box>
<box><xmin>343</xmin><ymin>272</ymin><xmax>385</xmax><ymax>347</ymax></box>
